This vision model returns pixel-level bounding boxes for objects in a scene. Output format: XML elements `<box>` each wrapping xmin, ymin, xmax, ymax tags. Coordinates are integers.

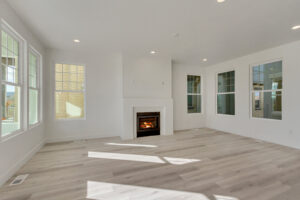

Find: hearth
<box><xmin>137</xmin><ymin>112</ymin><xmax>160</xmax><ymax>137</ymax></box>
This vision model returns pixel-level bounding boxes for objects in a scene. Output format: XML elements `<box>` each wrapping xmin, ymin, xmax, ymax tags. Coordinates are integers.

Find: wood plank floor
<box><xmin>1</xmin><ymin>128</ymin><xmax>300</xmax><ymax>200</ymax></box>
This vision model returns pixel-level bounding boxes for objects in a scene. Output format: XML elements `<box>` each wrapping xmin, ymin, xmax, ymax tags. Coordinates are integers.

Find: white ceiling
<box><xmin>6</xmin><ymin>0</ymin><xmax>300</xmax><ymax>65</ymax></box>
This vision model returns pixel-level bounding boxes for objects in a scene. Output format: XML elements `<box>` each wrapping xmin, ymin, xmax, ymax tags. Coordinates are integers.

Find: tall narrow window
<box><xmin>55</xmin><ymin>64</ymin><xmax>85</xmax><ymax>119</ymax></box>
<box><xmin>251</xmin><ymin>60</ymin><xmax>282</xmax><ymax>120</ymax></box>
<box><xmin>217</xmin><ymin>71</ymin><xmax>235</xmax><ymax>115</ymax></box>
<box><xmin>1</xmin><ymin>30</ymin><xmax>22</xmax><ymax>136</ymax></box>
<box><xmin>28</xmin><ymin>49</ymin><xmax>40</xmax><ymax>125</ymax></box>
<box><xmin>187</xmin><ymin>75</ymin><xmax>201</xmax><ymax>113</ymax></box>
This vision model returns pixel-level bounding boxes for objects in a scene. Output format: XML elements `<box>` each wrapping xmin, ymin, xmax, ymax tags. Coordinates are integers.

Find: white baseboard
<box><xmin>46</xmin><ymin>134</ymin><xmax>120</xmax><ymax>143</ymax></box>
<box><xmin>205</xmin><ymin>125</ymin><xmax>300</xmax><ymax>150</ymax></box>
<box><xmin>0</xmin><ymin>139</ymin><xmax>45</xmax><ymax>187</ymax></box>
<box><xmin>174</xmin><ymin>126</ymin><xmax>205</xmax><ymax>132</ymax></box>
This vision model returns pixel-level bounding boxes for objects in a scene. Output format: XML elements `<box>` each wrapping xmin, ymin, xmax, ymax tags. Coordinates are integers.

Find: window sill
<box><xmin>55</xmin><ymin>117</ymin><xmax>86</xmax><ymax>121</ymax></box>
<box><xmin>29</xmin><ymin>121</ymin><xmax>43</xmax><ymax>130</ymax></box>
<box><xmin>187</xmin><ymin>113</ymin><xmax>204</xmax><ymax>116</ymax></box>
<box><xmin>216</xmin><ymin>113</ymin><xmax>236</xmax><ymax>117</ymax></box>
<box><xmin>250</xmin><ymin>117</ymin><xmax>282</xmax><ymax>121</ymax></box>
<box><xmin>0</xmin><ymin>129</ymin><xmax>26</xmax><ymax>143</ymax></box>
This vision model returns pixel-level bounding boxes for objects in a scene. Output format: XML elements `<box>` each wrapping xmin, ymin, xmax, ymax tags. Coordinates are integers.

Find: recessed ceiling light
<box><xmin>172</xmin><ymin>33</ymin><xmax>180</xmax><ymax>38</ymax></box>
<box><xmin>73</xmin><ymin>39</ymin><xmax>80</xmax><ymax>43</ymax></box>
<box><xmin>217</xmin><ymin>0</ymin><xmax>225</xmax><ymax>3</ymax></box>
<box><xmin>292</xmin><ymin>25</ymin><xmax>300</xmax><ymax>30</ymax></box>
<box><xmin>150</xmin><ymin>50</ymin><xmax>156</xmax><ymax>54</ymax></box>
<box><xmin>203</xmin><ymin>58</ymin><xmax>208</xmax><ymax>62</ymax></box>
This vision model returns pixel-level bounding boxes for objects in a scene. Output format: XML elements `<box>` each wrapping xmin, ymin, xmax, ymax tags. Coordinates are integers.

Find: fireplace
<box><xmin>137</xmin><ymin>112</ymin><xmax>160</xmax><ymax>137</ymax></box>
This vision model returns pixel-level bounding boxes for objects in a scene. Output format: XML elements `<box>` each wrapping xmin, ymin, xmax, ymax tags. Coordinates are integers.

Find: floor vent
<box><xmin>9</xmin><ymin>174</ymin><xmax>29</xmax><ymax>186</ymax></box>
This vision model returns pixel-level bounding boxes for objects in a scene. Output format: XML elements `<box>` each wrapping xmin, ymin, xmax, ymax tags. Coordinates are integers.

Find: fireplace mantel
<box><xmin>122</xmin><ymin>98</ymin><xmax>173</xmax><ymax>140</ymax></box>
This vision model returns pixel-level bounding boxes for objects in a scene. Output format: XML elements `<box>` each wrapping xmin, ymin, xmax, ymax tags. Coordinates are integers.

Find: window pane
<box><xmin>2</xmin><ymin>31</ymin><xmax>7</xmax><ymax>47</ymax></box>
<box><xmin>217</xmin><ymin>94</ymin><xmax>235</xmax><ymax>115</ymax></box>
<box><xmin>1</xmin><ymin>31</ymin><xmax>19</xmax><ymax>84</ymax></box>
<box><xmin>55</xmin><ymin>92</ymin><xmax>84</xmax><ymax>119</ymax></box>
<box><xmin>63</xmin><ymin>73</ymin><xmax>70</xmax><ymax>81</ymax></box>
<box><xmin>55</xmin><ymin>64</ymin><xmax>63</xmax><ymax>72</ymax></box>
<box><xmin>63</xmin><ymin>82</ymin><xmax>77</xmax><ymax>90</ymax></box>
<box><xmin>187</xmin><ymin>75</ymin><xmax>201</xmax><ymax>94</ymax></box>
<box><xmin>70</xmin><ymin>73</ymin><xmax>77</xmax><ymax>82</ymax></box>
<box><xmin>13</xmin><ymin>40</ymin><xmax>18</xmax><ymax>55</ymax></box>
<box><xmin>29</xmin><ymin>52</ymin><xmax>37</xmax><ymax>88</ymax></box>
<box><xmin>2</xmin><ymin>47</ymin><xmax>7</xmax><ymax>64</ymax></box>
<box><xmin>69</xmin><ymin>65</ymin><xmax>77</xmax><ymax>73</ymax></box>
<box><xmin>29</xmin><ymin>89</ymin><xmax>38</xmax><ymax>125</ymax></box>
<box><xmin>252</xmin><ymin>61</ymin><xmax>282</xmax><ymax>91</ymax></box>
<box><xmin>63</xmin><ymin>64</ymin><xmax>70</xmax><ymax>73</ymax></box>
<box><xmin>187</xmin><ymin>95</ymin><xmax>201</xmax><ymax>113</ymax></box>
<box><xmin>7</xmin><ymin>35</ymin><xmax>13</xmax><ymax>52</ymax></box>
<box><xmin>56</xmin><ymin>82</ymin><xmax>62</xmax><ymax>90</ymax></box>
<box><xmin>78</xmin><ymin>65</ymin><xmax>84</xmax><ymax>73</ymax></box>
<box><xmin>218</xmin><ymin>71</ymin><xmax>235</xmax><ymax>93</ymax></box>
<box><xmin>78</xmin><ymin>73</ymin><xmax>84</xmax><ymax>82</ymax></box>
<box><xmin>252</xmin><ymin>91</ymin><xmax>282</xmax><ymax>120</ymax></box>
<box><xmin>77</xmin><ymin>82</ymin><xmax>84</xmax><ymax>90</ymax></box>
<box><xmin>56</xmin><ymin>73</ymin><xmax>62</xmax><ymax>82</ymax></box>
<box><xmin>1</xmin><ymin>84</ymin><xmax>21</xmax><ymax>136</ymax></box>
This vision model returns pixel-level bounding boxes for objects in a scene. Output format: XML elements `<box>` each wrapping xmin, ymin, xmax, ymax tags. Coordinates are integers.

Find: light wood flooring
<box><xmin>1</xmin><ymin>128</ymin><xmax>300</xmax><ymax>200</ymax></box>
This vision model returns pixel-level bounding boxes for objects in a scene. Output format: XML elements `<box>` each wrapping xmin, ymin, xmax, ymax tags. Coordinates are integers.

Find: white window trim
<box><xmin>0</xmin><ymin>19</ymin><xmax>27</xmax><ymax>141</ymax></box>
<box><xmin>28</xmin><ymin>45</ymin><xmax>43</xmax><ymax>129</ymax></box>
<box><xmin>186</xmin><ymin>74</ymin><xmax>203</xmax><ymax>115</ymax></box>
<box><xmin>249</xmin><ymin>58</ymin><xmax>283</xmax><ymax>121</ymax></box>
<box><xmin>53</xmin><ymin>63</ymin><xmax>86</xmax><ymax>121</ymax></box>
<box><xmin>215</xmin><ymin>69</ymin><xmax>236</xmax><ymax>116</ymax></box>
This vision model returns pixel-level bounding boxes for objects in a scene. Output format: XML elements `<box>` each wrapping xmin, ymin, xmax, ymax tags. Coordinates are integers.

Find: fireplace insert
<box><xmin>137</xmin><ymin>112</ymin><xmax>160</xmax><ymax>137</ymax></box>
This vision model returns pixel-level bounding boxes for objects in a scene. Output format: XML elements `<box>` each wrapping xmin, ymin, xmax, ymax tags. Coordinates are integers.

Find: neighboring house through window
<box><xmin>187</xmin><ymin>75</ymin><xmax>201</xmax><ymax>113</ymax></box>
<box><xmin>251</xmin><ymin>60</ymin><xmax>282</xmax><ymax>120</ymax></box>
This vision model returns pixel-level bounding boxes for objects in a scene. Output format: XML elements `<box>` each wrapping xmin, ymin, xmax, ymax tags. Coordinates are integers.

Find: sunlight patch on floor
<box><xmin>88</xmin><ymin>151</ymin><xmax>201</xmax><ymax>165</ymax></box>
<box><xmin>86</xmin><ymin>181</ymin><xmax>210</xmax><ymax>200</ymax></box>
<box><xmin>214</xmin><ymin>195</ymin><xmax>240</xmax><ymax>200</ymax></box>
<box><xmin>106</xmin><ymin>142</ymin><xmax>157</xmax><ymax>148</ymax></box>
<box><xmin>163</xmin><ymin>157</ymin><xmax>200</xmax><ymax>165</ymax></box>
<box><xmin>88</xmin><ymin>151</ymin><xmax>165</xmax><ymax>163</ymax></box>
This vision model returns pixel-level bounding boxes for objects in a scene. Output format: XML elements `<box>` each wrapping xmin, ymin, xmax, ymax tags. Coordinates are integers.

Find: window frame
<box><xmin>215</xmin><ymin>69</ymin><xmax>236</xmax><ymax>116</ymax></box>
<box><xmin>0</xmin><ymin>19</ymin><xmax>27</xmax><ymax>141</ymax></box>
<box><xmin>186</xmin><ymin>74</ymin><xmax>203</xmax><ymax>114</ymax></box>
<box><xmin>249</xmin><ymin>58</ymin><xmax>283</xmax><ymax>121</ymax></box>
<box><xmin>53</xmin><ymin>63</ymin><xmax>86</xmax><ymax>121</ymax></box>
<box><xmin>27</xmin><ymin>46</ymin><xmax>42</xmax><ymax>129</ymax></box>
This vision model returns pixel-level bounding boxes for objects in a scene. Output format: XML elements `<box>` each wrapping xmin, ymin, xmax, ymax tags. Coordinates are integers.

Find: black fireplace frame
<box><xmin>137</xmin><ymin>112</ymin><xmax>160</xmax><ymax>137</ymax></box>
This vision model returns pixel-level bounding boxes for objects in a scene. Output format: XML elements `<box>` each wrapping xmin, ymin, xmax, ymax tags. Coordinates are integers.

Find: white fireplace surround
<box><xmin>122</xmin><ymin>98</ymin><xmax>173</xmax><ymax>140</ymax></box>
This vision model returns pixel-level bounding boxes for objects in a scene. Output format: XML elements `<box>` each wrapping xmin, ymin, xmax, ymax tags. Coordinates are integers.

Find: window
<box><xmin>1</xmin><ymin>29</ymin><xmax>22</xmax><ymax>136</ymax></box>
<box><xmin>187</xmin><ymin>75</ymin><xmax>201</xmax><ymax>113</ymax></box>
<box><xmin>251</xmin><ymin>60</ymin><xmax>282</xmax><ymax>120</ymax></box>
<box><xmin>55</xmin><ymin>64</ymin><xmax>85</xmax><ymax>119</ymax></box>
<box><xmin>217</xmin><ymin>71</ymin><xmax>235</xmax><ymax>115</ymax></box>
<box><xmin>28</xmin><ymin>48</ymin><xmax>41</xmax><ymax>125</ymax></box>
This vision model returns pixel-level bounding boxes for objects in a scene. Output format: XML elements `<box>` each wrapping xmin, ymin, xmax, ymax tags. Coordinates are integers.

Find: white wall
<box><xmin>122</xmin><ymin>55</ymin><xmax>173</xmax><ymax>139</ymax></box>
<box><xmin>172</xmin><ymin>64</ymin><xmax>206</xmax><ymax>131</ymax></box>
<box><xmin>205</xmin><ymin>40</ymin><xmax>300</xmax><ymax>149</ymax></box>
<box><xmin>0</xmin><ymin>0</ymin><xmax>46</xmax><ymax>186</ymax></box>
<box><xmin>45</xmin><ymin>50</ymin><xmax>123</xmax><ymax>142</ymax></box>
<box><xmin>123</xmin><ymin>55</ymin><xmax>172</xmax><ymax>99</ymax></box>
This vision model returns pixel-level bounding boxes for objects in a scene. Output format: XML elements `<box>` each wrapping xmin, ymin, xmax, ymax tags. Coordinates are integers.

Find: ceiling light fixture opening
<box><xmin>292</xmin><ymin>25</ymin><xmax>300</xmax><ymax>30</ymax></box>
<box><xmin>203</xmin><ymin>58</ymin><xmax>208</xmax><ymax>62</ymax></box>
<box><xmin>73</xmin><ymin>39</ymin><xmax>80</xmax><ymax>43</ymax></box>
<box><xmin>150</xmin><ymin>50</ymin><xmax>156</xmax><ymax>55</ymax></box>
<box><xmin>217</xmin><ymin>0</ymin><xmax>225</xmax><ymax>3</ymax></box>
